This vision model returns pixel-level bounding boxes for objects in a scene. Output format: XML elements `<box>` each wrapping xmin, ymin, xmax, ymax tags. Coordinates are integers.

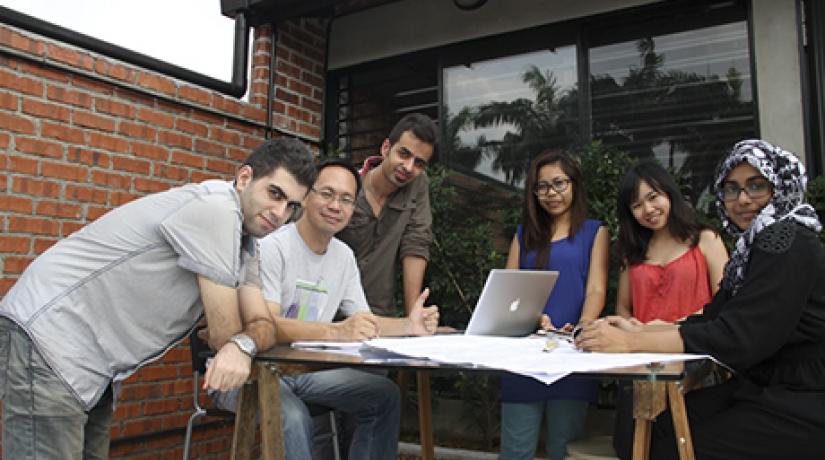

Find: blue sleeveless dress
<box><xmin>500</xmin><ymin>219</ymin><xmax>603</xmax><ymax>403</ymax></box>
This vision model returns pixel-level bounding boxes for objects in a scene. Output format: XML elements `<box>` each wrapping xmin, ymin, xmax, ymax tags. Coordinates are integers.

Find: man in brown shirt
<box><xmin>337</xmin><ymin>113</ymin><xmax>438</xmax><ymax>317</ymax></box>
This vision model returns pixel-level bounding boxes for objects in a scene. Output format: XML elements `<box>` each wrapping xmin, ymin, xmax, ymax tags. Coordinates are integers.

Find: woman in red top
<box><xmin>611</xmin><ymin>161</ymin><xmax>728</xmax><ymax>459</ymax></box>
<box><xmin>615</xmin><ymin>161</ymin><xmax>728</xmax><ymax>322</ymax></box>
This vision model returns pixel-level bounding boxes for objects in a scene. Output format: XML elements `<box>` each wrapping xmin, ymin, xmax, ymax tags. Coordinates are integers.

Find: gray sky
<box><xmin>2</xmin><ymin>0</ymin><xmax>237</xmax><ymax>81</ymax></box>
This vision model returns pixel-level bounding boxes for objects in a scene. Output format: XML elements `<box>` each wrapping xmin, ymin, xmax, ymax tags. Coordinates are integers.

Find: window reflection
<box><xmin>590</xmin><ymin>22</ymin><xmax>754</xmax><ymax>204</ymax></box>
<box><xmin>444</xmin><ymin>47</ymin><xmax>579</xmax><ymax>186</ymax></box>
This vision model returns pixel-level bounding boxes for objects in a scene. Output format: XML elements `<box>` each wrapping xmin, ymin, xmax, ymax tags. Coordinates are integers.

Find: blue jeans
<box><xmin>0</xmin><ymin>317</ymin><xmax>113</xmax><ymax>459</ymax></box>
<box><xmin>217</xmin><ymin>367</ymin><xmax>400</xmax><ymax>460</ymax></box>
<box><xmin>500</xmin><ymin>399</ymin><xmax>588</xmax><ymax>460</ymax></box>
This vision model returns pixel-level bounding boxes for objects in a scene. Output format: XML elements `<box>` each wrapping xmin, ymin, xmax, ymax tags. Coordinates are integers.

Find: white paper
<box><xmin>365</xmin><ymin>335</ymin><xmax>710</xmax><ymax>385</ymax></box>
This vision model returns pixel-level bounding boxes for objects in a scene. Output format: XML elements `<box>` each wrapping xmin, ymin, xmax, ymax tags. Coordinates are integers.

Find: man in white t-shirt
<box><xmin>217</xmin><ymin>159</ymin><xmax>439</xmax><ymax>459</ymax></box>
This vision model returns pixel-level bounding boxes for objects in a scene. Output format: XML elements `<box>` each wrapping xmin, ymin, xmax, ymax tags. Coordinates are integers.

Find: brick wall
<box><xmin>0</xmin><ymin>16</ymin><xmax>326</xmax><ymax>459</ymax></box>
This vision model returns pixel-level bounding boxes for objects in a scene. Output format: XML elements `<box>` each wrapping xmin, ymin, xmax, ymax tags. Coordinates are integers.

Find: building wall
<box><xmin>0</xmin><ymin>16</ymin><xmax>325</xmax><ymax>459</ymax></box>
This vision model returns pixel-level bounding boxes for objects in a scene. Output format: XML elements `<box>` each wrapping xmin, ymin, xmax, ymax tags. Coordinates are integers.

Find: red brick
<box><xmin>95</xmin><ymin>60</ymin><xmax>136</xmax><ymax>82</ymax></box>
<box><xmin>175</xmin><ymin>118</ymin><xmax>208</xmax><ymax>137</ymax></box>
<box><xmin>0</xmin><ymin>28</ymin><xmax>46</xmax><ymax>55</ymax></box>
<box><xmin>47</xmin><ymin>44</ymin><xmax>94</xmax><ymax>71</ymax></box>
<box><xmin>136</xmin><ymin>107</ymin><xmax>174</xmax><ymax>129</ymax></box>
<box><xmin>22</xmin><ymin>98</ymin><xmax>70</xmax><ymax>122</ymax></box>
<box><xmin>47</xmin><ymin>84</ymin><xmax>92</xmax><ymax>109</ymax></box>
<box><xmin>227</xmin><ymin>147</ymin><xmax>247</xmax><ymax>162</ymax></box>
<box><xmin>275</xmin><ymin>88</ymin><xmax>299</xmax><ymax>105</ymax></box>
<box><xmin>179</xmin><ymin>85</ymin><xmax>211</xmax><ymax>105</ymax></box>
<box><xmin>61</xmin><ymin>221</ymin><xmax>86</xmax><ymax>236</ymax></box>
<box><xmin>17</xmin><ymin>61</ymin><xmax>68</xmax><ymax>84</ymax></box>
<box><xmin>16</xmin><ymin>137</ymin><xmax>64</xmax><ymax>159</ymax></box>
<box><xmin>88</xmin><ymin>132</ymin><xmax>129</xmax><ymax>153</ymax></box>
<box><xmin>3</xmin><ymin>256</ymin><xmax>34</xmax><ymax>274</ymax></box>
<box><xmin>33</xmin><ymin>238</ymin><xmax>57</xmax><ymax>254</ymax></box>
<box><xmin>111</xmin><ymin>156</ymin><xmax>150</xmax><ymax>175</ymax></box>
<box><xmin>213</xmin><ymin>97</ymin><xmax>243</xmax><ymax>116</ymax></box>
<box><xmin>65</xmin><ymin>184</ymin><xmax>107</xmax><ymax>204</ymax></box>
<box><xmin>170</xmin><ymin>150</ymin><xmax>203</xmax><ymax>168</ymax></box>
<box><xmin>121</xmin><ymin>418</ymin><xmax>164</xmax><ymax>437</ymax></box>
<box><xmin>95</xmin><ymin>98</ymin><xmax>135</xmax><ymax>118</ymax></box>
<box><xmin>67</xmin><ymin>147</ymin><xmax>110</xmax><ymax>167</ymax></box>
<box><xmin>73</xmin><ymin>110</ymin><xmax>116</xmax><ymax>131</ymax></box>
<box><xmin>0</xmin><ymin>112</ymin><xmax>35</xmax><ymax>134</ymax></box>
<box><xmin>190</xmin><ymin>171</ymin><xmax>223</xmax><ymax>183</ymax></box>
<box><xmin>286</xmin><ymin>105</ymin><xmax>311</xmax><ymax>123</ymax></box>
<box><xmin>42</xmin><ymin>121</ymin><xmax>85</xmax><ymax>144</ymax></box>
<box><xmin>36</xmin><ymin>200</ymin><xmax>82</xmax><ymax>219</ymax></box>
<box><xmin>153</xmin><ymin>163</ymin><xmax>188</xmax><ymax>182</ymax></box>
<box><xmin>11</xmin><ymin>177</ymin><xmax>60</xmax><ymax>197</ymax></box>
<box><xmin>301</xmin><ymin>97</ymin><xmax>322</xmax><ymax>113</ymax></box>
<box><xmin>130</xmin><ymin>142</ymin><xmax>168</xmax><ymax>161</ymax></box>
<box><xmin>0</xmin><ymin>236</ymin><xmax>30</xmax><ymax>253</ymax></box>
<box><xmin>113</xmin><ymin>402</ymin><xmax>142</xmax><ymax>420</ymax></box>
<box><xmin>0</xmin><ymin>91</ymin><xmax>18</xmax><ymax>110</ymax></box>
<box><xmin>143</xmin><ymin>399</ymin><xmax>181</xmax><ymax>415</ymax></box>
<box><xmin>117</xmin><ymin>121</ymin><xmax>157</xmax><ymax>141</ymax></box>
<box><xmin>4</xmin><ymin>156</ymin><xmax>39</xmax><ymax>175</ymax></box>
<box><xmin>158</xmin><ymin>131</ymin><xmax>193</xmax><ymax>150</ymax></box>
<box><xmin>0</xmin><ymin>68</ymin><xmax>44</xmax><ymax>96</ymax></box>
<box><xmin>0</xmin><ymin>132</ymin><xmax>10</xmax><ymax>149</ymax></box>
<box><xmin>242</xmin><ymin>134</ymin><xmax>265</xmax><ymax>149</ymax></box>
<box><xmin>206</xmin><ymin>158</ymin><xmax>236</xmax><ymax>174</ymax></box>
<box><xmin>0</xmin><ymin>195</ymin><xmax>32</xmax><ymax>213</ymax></box>
<box><xmin>41</xmin><ymin>160</ymin><xmax>88</xmax><ymax>182</ymax></box>
<box><xmin>209</xmin><ymin>127</ymin><xmax>240</xmax><ymax>145</ymax></box>
<box><xmin>156</xmin><ymin>99</ymin><xmax>191</xmax><ymax>116</ymax></box>
<box><xmin>241</xmin><ymin>105</ymin><xmax>267</xmax><ymax>122</ymax></box>
<box><xmin>92</xmin><ymin>170</ymin><xmax>131</xmax><ymax>190</ymax></box>
<box><xmin>86</xmin><ymin>206</ymin><xmax>110</xmax><ymax>221</ymax></box>
<box><xmin>0</xmin><ymin>277</ymin><xmax>17</xmax><ymax>296</ymax></box>
<box><xmin>8</xmin><ymin>215</ymin><xmax>59</xmax><ymax>235</ymax></box>
<box><xmin>71</xmin><ymin>74</ymin><xmax>115</xmax><ymax>96</ymax></box>
<box><xmin>137</xmin><ymin>72</ymin><xmax>177</xmax><ymax>96</ymax></box>
<box><xmin>191</xmin><ymin>110</ymin><xmax>225</xmax><ymax>126</ymax></box>
<box><xmin>110</xmin><ymin>191</ymin><xmax>140</xmax><ymax>206</ymax></box>
<box><xmin>194</xmin><ymin>139</ymin><xmax>225</xmax><ymax>157</ymax></box>
<box><xmin>133</xmin><ymin>177</ymin><xmax>170</xmax><ymax>194</ymax></box>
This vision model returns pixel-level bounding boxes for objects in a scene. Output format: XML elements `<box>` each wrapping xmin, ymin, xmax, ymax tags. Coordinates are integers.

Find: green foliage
<box><xmin>575</xmin><ymin>141</ymin><xmax>638</xmax><ymax>241</ymax></box>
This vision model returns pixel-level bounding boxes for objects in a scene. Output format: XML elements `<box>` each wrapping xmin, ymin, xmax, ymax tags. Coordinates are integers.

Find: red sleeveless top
<box><xmin>628</xmin><ymin>245</ymin><xmax>712</xmax><ymax>323</ymax></box>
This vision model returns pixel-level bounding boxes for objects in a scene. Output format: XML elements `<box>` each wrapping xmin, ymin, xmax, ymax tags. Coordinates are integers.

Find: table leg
<box><xmin>259</xmin><ymin>363</ymin><xmax>284</xmax><ymax>460</ymax></box>
<box><xmin>666</xmin><ymin>382</ymin><xmax>695</xmax><ymax>460</ymax></box>
<box><xmin>230</xmin><ymin>379</ymin><xmax>258</xmax><ymax>460</ymax></box>
<box><xmin>631</xmin><ymin>381</ymin><xmax>667</xmax><ymax>460</ymax></box>
<box><xmin>416</xmin><ymin>371</ymin><xmax>434</xmax><ymax>460</ymax></box>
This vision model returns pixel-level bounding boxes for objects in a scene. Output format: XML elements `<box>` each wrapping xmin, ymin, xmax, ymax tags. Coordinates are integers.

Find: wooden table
<box><xmin>229</xmin><ymin>346</ymin><xmax>705</xmax><ymax>460</ymax></box>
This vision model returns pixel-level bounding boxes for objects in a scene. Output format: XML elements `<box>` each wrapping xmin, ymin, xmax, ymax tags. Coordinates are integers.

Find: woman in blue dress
<box><xmin>500</xmin><ymin>151</ymin><xmax>610</xmax><ymax>459</ymax></box>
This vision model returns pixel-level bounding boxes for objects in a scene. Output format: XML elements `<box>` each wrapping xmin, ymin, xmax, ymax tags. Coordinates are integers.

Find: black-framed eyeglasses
<box><xmin>310</xmin><ymin>187</ymin><xmax>356</xmax><ymax>208</ymax></box>
<box><xmin>534</xmin><ymin>178</ymin><xmax>572</xmax><ymax>196</ymax></box>
<box><xmin>720</xmin><ymin>178</ymin><xmax>772</xmax><ymax>202</ymax></box>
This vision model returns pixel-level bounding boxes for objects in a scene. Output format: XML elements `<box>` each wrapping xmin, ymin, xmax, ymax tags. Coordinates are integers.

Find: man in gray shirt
<box><xmin>217</xmin><ymin>159</ymin><xmax>438</xmax><ymax>460</ymax></box>
<box><xmin>0</xmin><ymin>138</ymin><xmax>316</xmax><ymax>460</ymax></box>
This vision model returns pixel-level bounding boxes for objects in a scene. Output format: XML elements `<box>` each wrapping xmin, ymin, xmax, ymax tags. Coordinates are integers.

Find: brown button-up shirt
<box><xmin>336</xmin><ymin>158</ymin><xmax>433</xmax><ymax>316</ymax></box>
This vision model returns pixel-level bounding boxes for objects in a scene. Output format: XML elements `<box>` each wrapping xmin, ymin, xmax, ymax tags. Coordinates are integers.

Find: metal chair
<box><xmin>182</xmin><ymin>325</ymin><xmax>236</xmax><ymax>459</ymax></box>
<box><xmin>182</xmin><ymin>326</ymin><xmax>341</xmax><ymax>460</ymax></box>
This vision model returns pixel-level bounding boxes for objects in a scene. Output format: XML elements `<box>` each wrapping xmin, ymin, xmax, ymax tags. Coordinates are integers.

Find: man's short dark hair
<box><xmin>317</xmin><ymin>159</ymin><xmax>362</xmax><ymax>196</ymax></box>
<box><xmin>243</xmin><ymin>138</ymin><xmax>317</xmax><ymax>187</ymax></box>
<box><xmin>387</xmin><ymin>113</ymin><xmax>439</xmax><ymax>159</ymax></box>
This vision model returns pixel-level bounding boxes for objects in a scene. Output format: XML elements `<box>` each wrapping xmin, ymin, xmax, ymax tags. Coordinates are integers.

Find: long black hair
<box><xmin>616</xmin><ymin>161</ymin><xmax>709</xmax><ymax>267</ymax></box>
<box><xmin>521</xmin><ymin>150</ymin><xmax>587</xmax><ymax>269</ymax></box>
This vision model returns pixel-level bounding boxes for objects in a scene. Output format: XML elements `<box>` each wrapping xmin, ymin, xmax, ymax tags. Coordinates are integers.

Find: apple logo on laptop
<box><xmin>509</xmin><ymin>298</ymin><xmax>521</xmax><ymax>312</ymax></box>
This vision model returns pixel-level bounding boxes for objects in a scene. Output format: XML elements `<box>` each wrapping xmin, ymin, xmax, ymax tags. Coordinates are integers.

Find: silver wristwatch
<box><xmin>229</xmin><ymin>333</ymin><xmax>257</xmax><ymax>357</ymax></box>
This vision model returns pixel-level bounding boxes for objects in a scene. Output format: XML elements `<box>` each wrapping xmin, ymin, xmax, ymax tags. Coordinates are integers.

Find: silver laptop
<box><xmin>465</xmin><ymin>269</ymin><xmax>559</xmax><ymax>337</ymax></box>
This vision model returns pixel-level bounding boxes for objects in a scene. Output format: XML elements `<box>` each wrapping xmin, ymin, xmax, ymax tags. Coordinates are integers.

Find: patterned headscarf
<box><xmin>714</xmin><ymin>139</ymin><xmax>822</xmax><ymax>295</ymax></box>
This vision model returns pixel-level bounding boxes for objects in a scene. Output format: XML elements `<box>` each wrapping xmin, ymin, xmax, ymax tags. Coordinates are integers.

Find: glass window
<box><xmin>443</xmin><ymin>46</ymin><xmax>579</xmax><ymax>187</ymax></box>
<box><xmin>590</xmin><ymin>21</ymin><xmax>754</xmax><ymax>203</ymax></box>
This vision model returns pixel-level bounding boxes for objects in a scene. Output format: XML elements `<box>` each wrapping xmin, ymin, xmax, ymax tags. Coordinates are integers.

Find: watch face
<box><xmin>232</xmin><ymin>334</ymin><xmax>256</xmax><ymax>356</ymax></box>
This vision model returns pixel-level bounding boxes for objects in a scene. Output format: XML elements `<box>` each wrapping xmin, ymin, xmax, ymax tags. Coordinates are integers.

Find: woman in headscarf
<box><xmin>576</xmin><ymin>139</ymin><xmax>825</xmax><ymax>459</ymax></box>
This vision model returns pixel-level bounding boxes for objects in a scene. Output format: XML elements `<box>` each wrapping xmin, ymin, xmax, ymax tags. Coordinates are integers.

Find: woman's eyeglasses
<box><xmin>534</xmin><ymin>178</ymin><xmax>572</xmax><ymax>196</ymax></box>
<box><xmin>720</xmin><ymin>178</ymin><xmax>772</xmax><ymax>202</ymax></box>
